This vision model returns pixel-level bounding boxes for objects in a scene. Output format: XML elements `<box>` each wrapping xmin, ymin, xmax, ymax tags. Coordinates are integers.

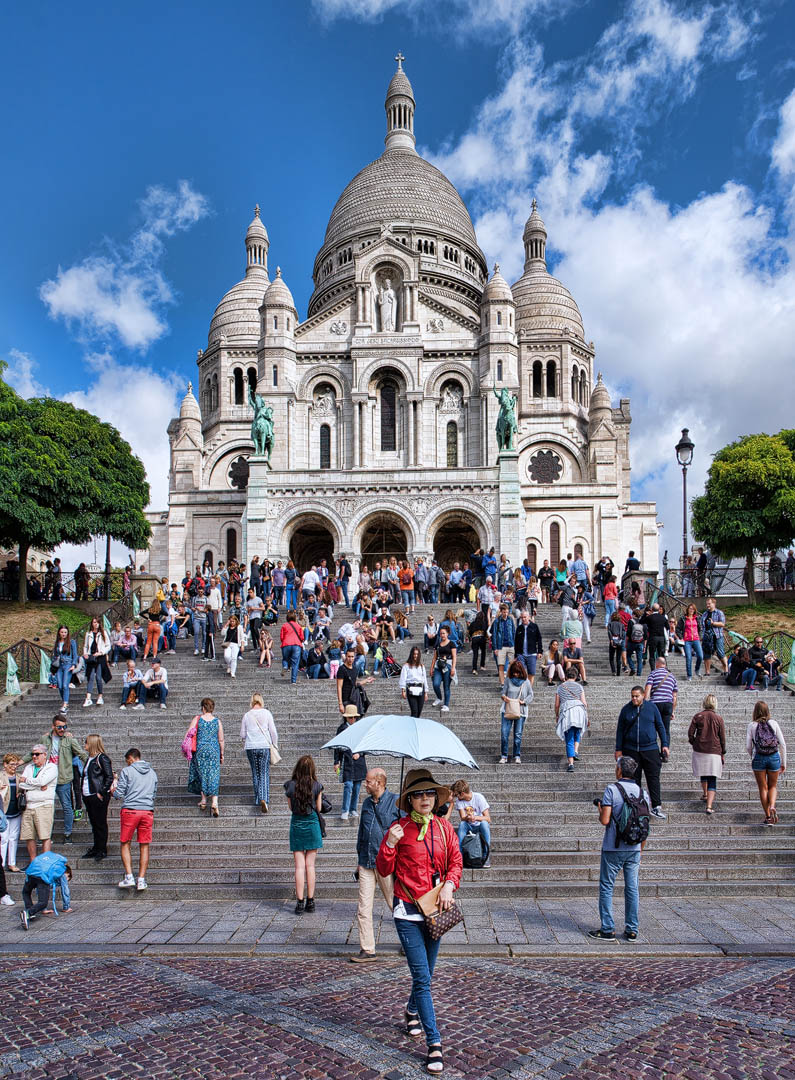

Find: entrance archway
<box><xmin>289</xmin><ymin>518</ymin><xmax>336</xmax><ymax>571</ymax></box>
<box><xmin>360</xmin><ymin>513</ymin><xmax>408</xmax><ymax>566</ymax></box>
<box><xmin>432</xmin><ymin>515</ymin><xmax>482</xmax><ymax>570</ymax></box>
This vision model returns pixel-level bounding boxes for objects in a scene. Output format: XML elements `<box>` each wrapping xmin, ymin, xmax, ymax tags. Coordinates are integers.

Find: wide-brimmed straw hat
<box><xmin>343</xmin><ymin>704</ymin><xmax>360</xmax><ymax>718</ymax></box>
<box><xmin>399</xmin><ymin>768</ymin><xmax>451</xmax><ymax>813</ymax></box>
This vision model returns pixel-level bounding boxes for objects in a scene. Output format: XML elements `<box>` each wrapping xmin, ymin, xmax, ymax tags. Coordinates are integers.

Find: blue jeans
<box><xmin>432</xmin><ymin>667</ymin><xmax>451</xmax><ymax>706</ymax></box>
<box><xmin>401</xmin><ymin>589</ymin><xmax>414</xmax><ymax>607</ymax></box>
<box><xmin>599</xmin><ymin>848</ymin><xmax>640</xmax><ymax>934</ymax></box>
<box><xmin>340</xmin><ymin>579</ymin><xmax>350</xmax><ymax>606</ymax></box>
<box><xmin>120</xmin><ymin>680</ymin><xmax>144</xmax><ymax>705</ymax></box>
<box><xmin>282</xmin><ymin>644</ymin><xmax>302</xmax><ymax>683</ymax></box>
<box><xmin>55</xmin><ymin>781</ymin><xmax>74</xmax><ymax>837</ymax></box>
<box><xmin>353</xmin><ymin>655</ymin><xmax>366</xmax><ymax>677</ymax></box>
<box><xmin>246</xmin><ymin>747</ymin><xmax>270</xmax><ymax>804</ymax></box>
<box><xmin>55</xmin><ymin>663</ymin><xmax>72</xmax><ymax>704</ymax></box>
<box><xmin>394</xmin><ymin>918</ymin><xmax>442</xmax><ymax>1046</ymax></box>
<box><xmin>458</xmin><ymin>818</ymin><xmax>491</xmax><ymax>849</ymax></box>
<box><xmin>112</xmin><ymin>645</ymin><xmax>137</xmax><ymax>663</ymax></box>
<box><xmin>145</xmin><ymin>683</ymin><xmax>168</xmax><ymax>705</ymax></box>
<box><xmin>565</xmin><ymin>725</ymin><xmax>583</xmax><ymax>759</ymax></box>
<box><xmin>683</xmin><ymin>639</ymin><xmax>703</xmax><ymax>677</ymax></box>
<box><xmin>164</xmin><ymin>624</ymin><xmax>177</xmax><ymax>651</ymax></box>
<box><xmin>500</xmin><ymin>713</ymin><xmax>525</xmax><ymax>758</ymax></box>
<box><xmin>604</xmin><ymin>598</ymin><xmax>617</xmax><ymax>627</ymax></box>
<box><xmin>285</xmin><ymin>585</ymin><xmax>296</xmax><ymax>609</ymax></box>
<box><xmin>193</xmin><ymin>614</ymin><xmax>206</xmax><ymax>653</ymax></box>
<box><xmin>429</xmin><ymin>585</ymin><xmax>439</xmax><ymax>602</ymax></box>
<box><xmin>85</xmin><ymin>659</ymin><xmax>104</xmax><ymax>696</ymax></box>
<box><xmin>627</xmin><ymin>642</ymin><xmax>644</xmax><ymax>675</ymax></box>
<box><xmin>341</xmin><ymin>779</ymin><xmax>362</xmax><ymax>815</ymax></box>
<box><xmin>515</xmin><ymin>653</ymin><xmax>537</xmax><ymax>676</ymax></box>
<box><xmin>307</xmin><ymin>662</ymin><xmax>330</xmax><ymax>679</ymax></box>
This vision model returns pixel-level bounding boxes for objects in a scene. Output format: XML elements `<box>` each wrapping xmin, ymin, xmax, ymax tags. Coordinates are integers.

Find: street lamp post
<box><xmin>675</xmin><ymin>428</ymin><xmax>695</xmax><ymax>565</ymax></box>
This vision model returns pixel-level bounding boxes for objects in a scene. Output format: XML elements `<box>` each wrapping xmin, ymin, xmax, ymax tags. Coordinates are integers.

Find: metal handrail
<box><xmin>0</xmin><ymin>568</ymin><xmax>133</xmax><ymax>603</ymax></box>
<box><xmin>663</xmin><ymin>561</ymin><xmax>788</xmax><ymax>598</ymax></box>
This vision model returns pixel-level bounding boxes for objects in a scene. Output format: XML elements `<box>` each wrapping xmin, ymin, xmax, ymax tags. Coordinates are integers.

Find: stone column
<box><xmin>352</xmin><ymin>399</ymin><xmax>360</xmax><ymax>468</ymax></box>
<box><xmin>497</xmin><ymin>450</ymin><xmax>523</xmax><ymax>569</ymax></box>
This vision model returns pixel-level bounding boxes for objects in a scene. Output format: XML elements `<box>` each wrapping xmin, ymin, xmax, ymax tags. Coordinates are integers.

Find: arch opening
<box><xmin>226</xmin><ymin>528</ymin><xmax>238</xmax><ymax>564</ymax></box>
<box><xmin>289</xmin><ymin>518</ymin><xmax>336</xmax><ymax>572</ymax></box>
<box><xmin>432</xmin><ymin>516</ymin><xmax>481</xmax><ymax>570</ymax></box>
<box><xmin>549</xmin><ymin>522</ymin><xmax>561</xmax><ymax>567</ymax></box>
<box><xmin>360</xmin><ymin>513</ymin><xmax>408</xmax><ymax>566</ymax></box>
<box><xmin>234</xmin><ymin>368</ymin><xmax>245</xmax><ymax>405</ymax></box>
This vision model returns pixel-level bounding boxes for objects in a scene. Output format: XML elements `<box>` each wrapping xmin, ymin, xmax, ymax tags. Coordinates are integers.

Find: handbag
<box><xmin>404</xmin><ymin>820</ymin><xmax>463</xmax><ymax>941</ymax></box>
<box><xmin>503</xmin><ymin>696</ymin><xmax>521</xmax><ymax>719</ymax></box>
<box><xmin>181</xmin><ymin>718</ymin><xmax>199</xmax><ymax>760</ymax></box>
<box><xmin>269</xmin><ymin>745</ymin><xmax>282</xmax><ymax>765</ymax></box>
<box><xmin>15</xmin><ymin>787</ymin><xmax>27</xmax><ymax>813</ymax></box>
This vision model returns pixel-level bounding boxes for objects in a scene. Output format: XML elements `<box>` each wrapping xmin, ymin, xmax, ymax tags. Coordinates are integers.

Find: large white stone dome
<box><xmin>208</xmin><ymin>273</ymin><xmax>267</xmax><ymax>345</ymax></box>
<box><xmin>511</xmin><ymin>199</ymin><xmax>584</xmax><ymax>338</ymax></box>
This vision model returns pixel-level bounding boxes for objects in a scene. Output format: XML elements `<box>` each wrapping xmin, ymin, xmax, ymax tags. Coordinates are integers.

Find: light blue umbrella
<box><xmin>322</xmin><ymin>714</ymin><xmax>478</xmax><ymax>791</ymax></box>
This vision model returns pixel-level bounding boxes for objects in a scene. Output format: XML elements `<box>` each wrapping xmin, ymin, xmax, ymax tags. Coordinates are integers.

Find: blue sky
<box><xmin>2</xmin><ymin>0</ymin><xmax>795</xmax><ymax>564</ymax></box>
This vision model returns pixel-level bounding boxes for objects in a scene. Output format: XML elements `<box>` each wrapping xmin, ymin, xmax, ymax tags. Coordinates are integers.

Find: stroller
<box><xmin>379</xmin><ymin>648</ymin><xmax>402</xmax><ymax>678</ymax></box>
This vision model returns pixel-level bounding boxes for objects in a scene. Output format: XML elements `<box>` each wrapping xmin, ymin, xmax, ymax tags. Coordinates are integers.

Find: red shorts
<box><xmin>119</xmin><ymin>808</ymin><xmax>154</xmax><ymax>845</ymax></box>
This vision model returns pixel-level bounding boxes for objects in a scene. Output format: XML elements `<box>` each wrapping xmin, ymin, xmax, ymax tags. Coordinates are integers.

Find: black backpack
<box><xmin>461</xmin><ymin>830</ymin><xmax>490</xmax><ymax>869</ymax></box>
<box><xmin>608</xmin><ymin>618</ymin><xmax>625</xmax><ymax>647</ymax></box>
<box><xmin>613</xmin><ymin>781</ymin><xmax>650</xmax><ymax>848</ymax></box>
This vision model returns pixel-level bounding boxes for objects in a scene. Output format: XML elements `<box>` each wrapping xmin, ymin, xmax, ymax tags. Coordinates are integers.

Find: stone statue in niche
<box><xmin>313</xmin><ymin>391</ymin><xmax>335</xmax><ymax>416</ymax></box>
<box><xmin>440</xmin><ymin>385</ymin><xmax>463</xmax><ymax>412</ymax></box>
<box><xmin>376</xmin><ymin>275</ymin><xmax>398</xmax><ymax>332</ymax></box>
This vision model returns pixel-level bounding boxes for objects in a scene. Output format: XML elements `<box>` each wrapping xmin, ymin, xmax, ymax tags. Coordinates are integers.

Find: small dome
<box><xmin>263</xmin><ymin>267</ymin><xmax>296</xmax><ymax>310</ymax></box>
<box><xmin>208</xmin><ymin>276</ymin><xmax>268</xmax><ymax>344</ymax></box>
<box><xmin>386</xmin><ymin>68</ymin><xmax>415</xmax><ymax>102</ymax></box>
<box><xmin>511</xmin><ymin>265</ymin><xmax>585</xmax><ymax>337</ymax></box>
<box><xmin>482</xmin><ymin>263</ymin><xmax>514</xmax><ymax>303</ymax></box>
<box><xmin>523</xmin><ymin>199</ymin><xmax>547</xmax><ymax>244</ymax></box>
<box><xmin>179</xmin><ymin>382</ymin><xmax>201</xmax><ymax>422</ymax></box>
<box><xmin>589</xmin><ymin>372</ymin><xmax>611</xmax><ymax>414</ymax></box>
<box><xmin>246</xmin><ymin>205</ymin><xmax>268</xmax><ymax>243</ymax></box>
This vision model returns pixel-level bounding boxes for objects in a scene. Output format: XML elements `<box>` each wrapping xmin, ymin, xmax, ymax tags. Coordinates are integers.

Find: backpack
<box><xmin>608</xmin><ymin>619</ymin><xmax>624</xmax><ymax>647</ymax></box>
<box><xmin>461</xmin><ymin>830</ymin><xmax>490</xmax><ymax>869</ymax></box>
<box><xmin>187</xmin><ymin>579</ymin><xmax>198</xmax><ymax>597</ymax></box>
<box><xmin>630</xmin><ymin>622</ymin><xmax>645</xmax><ymax>644</ymax></box>
<box><xmin>26</xmin><ymin>851</ymin><xmax>68</xmax><ymax>885</ymax></box>
<box><xmin>754</xmin><ymin>720</ymin><xmax>779</xmax><ymax>755</ymax></box>
<box><xmin>612</xmin><ymin>781</ymin><xmax>650</xmax><ymax>848</ymax></box>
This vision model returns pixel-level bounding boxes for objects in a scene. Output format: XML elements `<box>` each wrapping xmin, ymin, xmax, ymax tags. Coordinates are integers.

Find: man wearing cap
<box><xmin>351</xmin><ymin>767</ymin><xmax>399</xmax><ymax>962</ymax></box>
<box><xmin>334</xmin><ymin>705</ymin><xmax>368</xmax><ymax>821</ymax></box>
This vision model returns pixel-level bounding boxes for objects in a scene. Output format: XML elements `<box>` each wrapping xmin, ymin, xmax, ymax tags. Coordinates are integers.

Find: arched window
<box><xmin>319</xmin><ymin>424</ymin><xmax>331</xmax><ymax>469</ymax></box>
<box><xmin>496</xmin><ymin>311</ymin><xmax>502</xmax><ymax>326</ymax></box>
<box><xmin>380</xmin><ymin>380</ymin><xmax>397</xmax><ymax>452</ymax></box>
<box><xmin>203</xmin><ymin>549</ymin><xmax>214</xmax><ymax>570</ymax></box>
<box><xmin>247</xmin><ymin>366</ymin><xmax>257</xmax><ymax>393</ymax></box>
<box><xmin>579</xmin><ymin>369</ymin><xmax>587</xmax><ymax>406</ymax></box>
<box><xmin>212</xmin><ymin>374</ymin><xmax>218</xmax><ymax>410</ymax></box>
<box><xmin>574</xmin><ymin>542</ymin><xmax>584</xmax><ymax>559</ymax></box>
<box><xmin>546</xmin><ymin>361</ymin><xmax>557</xmax><ymax>398</ymax></box>
<box><xmin>203</xmin><ymin>378</ymin><xmax>211</xmax><ymax>413</ymax></box>
<box><xmin>571</xmin><ymin>366</ymin><xmax>579</xmax><ymax>404</ymax></box>
<box><xmin>549</xmin><ymin>522</ymin><xmax>560</xmax><ymax>567</ymax></box>
<box><xmin>532</xmin><ymin>361</ymin><xmax>543</xmax><ymax>397</ymax></box>
<box><xmin>233</xmin><ymin>368</ymin><xmax>244</xmax><ymax>405</ymax></box>
<box><xmin>272</xmin><ymin>365</ymin><xmax>278</xmax><ymax>387</ymax></box>
<box><xmin>446</xmin><ymin>421</ymin><xmax>458</xmax><ymax>467</ymax></box>
<box><xmin>527</xmin><ymin>543</ymin><xmax>538</xmax><ymax>571</ymax></box>
<box><xmin>496</xmin><ymin>360</ymin><xmax>503</xmax><ymax>382</ymax></box>
<box><xmin>226</xmin><ymin>529</ymin><xmax>237</xmax><ymax>564</ymax></box>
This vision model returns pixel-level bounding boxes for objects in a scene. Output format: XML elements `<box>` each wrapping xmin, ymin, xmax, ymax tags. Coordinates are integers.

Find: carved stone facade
<box><xmin>147</xmin><ymin>61</ymin><xmax>658</xmax><ymax>581</ymax></box>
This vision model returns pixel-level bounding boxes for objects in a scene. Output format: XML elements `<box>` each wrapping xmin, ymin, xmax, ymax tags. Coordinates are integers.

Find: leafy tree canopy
<box><xmin>0</xmin><ymin>366</ymin><xmax>151</xmax><ymax>602</ymax></box>
<box><xmin>690</xmin><ymin>430</ymin><xmax>795</xmax><ymax>601</ymax></box>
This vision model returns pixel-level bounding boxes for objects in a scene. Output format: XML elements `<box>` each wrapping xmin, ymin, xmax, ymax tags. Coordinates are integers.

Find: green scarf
<box><xmin>410</xmin><ymin>809</ymin><xmax>433</xmax><ymax>841</ymax></box>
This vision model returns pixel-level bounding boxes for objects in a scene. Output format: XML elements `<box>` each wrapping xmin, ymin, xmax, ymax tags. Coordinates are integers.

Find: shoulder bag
<box><xmin>503</xmin><ymin>696</ymin><xmax>521</xmax><ymax>719</ymax></box>
<box><xmin>253</xmin><ymin>714</ymin><xmax>282</xmax><ymax>764</ymax></box>
<box><xmin>404</xmin><ymin>819</ymin><xmax>463</xmax><ymax>941</ymax></box>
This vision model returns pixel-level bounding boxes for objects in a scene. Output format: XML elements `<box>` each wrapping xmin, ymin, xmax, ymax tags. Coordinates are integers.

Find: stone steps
<box><xmin>3</xmin><ymin>601</ymin><xmax>790</xmax><ymax>901</ymax></box>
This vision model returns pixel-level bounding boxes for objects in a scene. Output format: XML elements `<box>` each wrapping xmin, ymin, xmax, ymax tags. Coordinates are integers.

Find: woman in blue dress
<box><xmin>188</xmin><ymin>697</ymin><xmax>225</xmax><ymax>817</ymax></box>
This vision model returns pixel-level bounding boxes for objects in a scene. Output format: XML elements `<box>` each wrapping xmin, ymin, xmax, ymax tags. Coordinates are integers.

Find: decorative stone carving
<box><xmin>336</xmin><ymin>497</ymin><xmax>359</xmax><ymax>517</ymax></box>
<box><xmin>410</xmin><ymin>497</ymin><xmax>430</xmax><ymax>519</ymax></box>
<box><xmin>228</xmin><ymin>455</ymin><xmax>250</xmax><ymax>491</ymax></box>
<box><xmin>426</xmin><ymin>317</ymin><xmax>444</xmax><ymax>333</ymax></box>
<box><xmin>312</xmin><ymin>391</ymin><xmax>336</xmax><ymax>417</ymax></box>
<box><xmin>439</xmin><ymin>384</ymin><xmax>463</xmax><ymax>412</ymax></box>
<box><xmin>265</xmin><ymin>499</ymin><xmax>284</xmax><ymax>519</ymax></box>
<box><xmin>528</xmin><ymin>449</ymin><xmax>563</xmax><ymax>484</ymax></box>
<box><xmin>376</xmin><ymin>276</ymin><xmax>397</xmax><ymax>332</ymax></box>
<box><xmin>329</xmin><ymin>319</ymin><xmax>348</xmax><ymax>335</ymax></box>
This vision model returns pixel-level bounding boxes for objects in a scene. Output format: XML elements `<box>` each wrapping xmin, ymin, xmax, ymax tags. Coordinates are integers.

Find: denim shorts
<box><xmin>752</xmin><ymin>751</ymin><xmax>781</xmax><ymax>772</ymax></box>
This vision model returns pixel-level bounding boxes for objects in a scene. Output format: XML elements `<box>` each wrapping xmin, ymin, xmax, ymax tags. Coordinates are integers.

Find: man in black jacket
<box><xmin>615</xmin><ymin>686</ymin><xmax>670</xmax><ymax>820</ymax></box>
<box><xmin>334</xmin><ymin>704</ymin><xmax>368</xmax><ymax>821</ymax></box>
<box><xmin>513</xmin><ymin>609</ymin><xmax>543</xmax><ymax>685</ymax></box>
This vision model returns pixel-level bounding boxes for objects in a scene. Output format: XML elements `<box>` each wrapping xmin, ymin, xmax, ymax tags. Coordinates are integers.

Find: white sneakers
<box><xmin>134</xmin><ymin>703</ymin><xmax>145</xmax><ymax>710</ymax></box>
<box><xmin>340</xmin><ymin>812</ymin><xmax>350</xmax><ymax>821</ymax></box>
<box><xmin>119</xmin><ymin>705</ymin><xmax>127</xmax><ymax>711</ymax></box>
<box><xmin>0</xmin><ymin>894</ymin><xmax>15</xmax><ymax>906</ymax></box>
<box><xmin>431</xmin><ymin>698</ymin><xmax>442</xmax><ymax>707</ymax></box>
<box><xmin>441</xmin><ymin>705</ymin><xmax>450</xmax><ymax>712</ymax></box>
<box><xmin>118</xmin><ymin>874</ymin><xmax>135</xmax><ymax>888</ymax></box>
<box><xmin>83</xmin><ymin>696</ymin><xmax>93</xmax><ymax>708</ymax></box>
<box><xmin>137</xmin><ymin>878</ymin><xmax>148</xmax><ymax>891</ymax></box>
<box><xmin>96</xmin><ymin>696</ymin><xmax>104</xmax><ymax>705</ymax></box>
<box><xmin>160</xmin><ymin>702</ymin><xmax>167</xmax><ymax>710</ymax></box>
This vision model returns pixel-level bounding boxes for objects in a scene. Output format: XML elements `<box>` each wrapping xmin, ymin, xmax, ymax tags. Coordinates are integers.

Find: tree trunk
<box><xmin>744</xmin><ymin>551</ymin><xmax>756</xmax><ymax>605</ymax></box>
<box><xmin>16</xmin><ymin>538</ymin><xmax>29</xmax><ymax>604</ymax></box>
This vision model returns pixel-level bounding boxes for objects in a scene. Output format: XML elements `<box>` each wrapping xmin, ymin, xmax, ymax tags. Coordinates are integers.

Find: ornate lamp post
<box><xmin>675</xmin><ymin>428</ymin><xmax>695</xmax><ymax>563</ymax></box>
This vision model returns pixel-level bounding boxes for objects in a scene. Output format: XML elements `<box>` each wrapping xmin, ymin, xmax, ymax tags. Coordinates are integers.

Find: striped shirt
<box><xmin>645</xmin><ymin>668</ymin><xmax>678</xmax><ymax>702</ymax></box>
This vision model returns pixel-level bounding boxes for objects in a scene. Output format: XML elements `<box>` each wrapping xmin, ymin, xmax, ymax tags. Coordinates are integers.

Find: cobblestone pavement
<box><xmin>1</xmin><ymin>896</ymin><xmax>795</xmax><ymax>953</ymax></box>
<box><xmin>1</xmin><ymin>955</ymin><xmax>794</xmax><ymax>1078</ymax></box>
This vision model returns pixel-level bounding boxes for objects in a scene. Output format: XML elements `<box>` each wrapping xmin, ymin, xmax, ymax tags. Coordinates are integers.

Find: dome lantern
<box><xmin>245</xmin><ymin>204</ymin><xmax>269</xmax><ymax>277</ymax></box>
<box><xmin>523</xmin><ymin>197</ymin><xmax>547</xmax><ymax>270</ymax></box>
<box><xmin>384</xmin><ymin>52</ymin><xmax>416</xmax><ymax>153</ymax></box>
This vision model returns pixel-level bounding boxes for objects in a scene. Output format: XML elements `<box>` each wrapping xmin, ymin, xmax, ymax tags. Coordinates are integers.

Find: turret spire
<box><xmin>384</xmin><ymin>54</ymin><xmax>416</xmax><ymax>153</ymax></box>
<box><xmin>245</xmin><ymin>205</ymin><xmax>269</xmax><ymax>277</ymax></box>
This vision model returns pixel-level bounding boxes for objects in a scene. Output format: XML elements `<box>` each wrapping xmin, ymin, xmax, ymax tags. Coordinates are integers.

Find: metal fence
<box><xmin>663</xmin><ymin>560</ymin><xmax>790</xmax><ymax>599</ymax></box>
<box><xmin>0</xmin><ymin>569</ymin><xmax>133</xmax><ymax>603</ymax></box>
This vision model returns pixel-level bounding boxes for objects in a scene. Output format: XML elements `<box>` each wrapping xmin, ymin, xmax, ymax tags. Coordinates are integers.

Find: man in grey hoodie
<box><xmin>111</xmin><ymin>748</ymin><xmax>158</xmax><ymax>891</ymax></box>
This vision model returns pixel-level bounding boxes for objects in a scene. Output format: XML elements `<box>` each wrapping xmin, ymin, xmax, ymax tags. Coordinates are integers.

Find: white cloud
<box><xmin>772</xmin><ymin>88</ymin><xmax>795</xmax><ymax>180</ymax></box>
<box><xmin>312</xmin><ymin>0</ymin><xmax>579</xmax><ymax>32</ymax></box>
<box><xmin>40</xmin><ymin>181</ymin><xmax>209</xmax><ymax>351</ymax></box>
<box><xmin>3</xmin><ymin>348</ymin><xmax>50</xmax><ymax>398</ymax></box>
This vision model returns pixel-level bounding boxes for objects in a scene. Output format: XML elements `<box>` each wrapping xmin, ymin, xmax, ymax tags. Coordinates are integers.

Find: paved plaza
<box><xmin>1</xmin><ymin>952</ymin><xmax>794</xmax><ymax>1079</ymax></box>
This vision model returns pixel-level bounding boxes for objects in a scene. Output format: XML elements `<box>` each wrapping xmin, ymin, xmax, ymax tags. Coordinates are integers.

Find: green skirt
<box><xmin>290</xmin><ymin>811</ymin><xmax>323</xmax><ymax>852</ymax></box>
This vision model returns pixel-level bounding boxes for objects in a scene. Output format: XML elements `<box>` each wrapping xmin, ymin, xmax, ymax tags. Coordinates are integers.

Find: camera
<box><xmin>592</xmin><ymin>798</ymin><xmax>601</xmax><ymax>807</ymax></box>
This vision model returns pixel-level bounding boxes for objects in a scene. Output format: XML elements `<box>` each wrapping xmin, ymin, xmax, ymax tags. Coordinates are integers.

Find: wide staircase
<box><xmin>2</xmin><ymin>601</ymin><xmax>792</xmax><ymax>901</ymax></box>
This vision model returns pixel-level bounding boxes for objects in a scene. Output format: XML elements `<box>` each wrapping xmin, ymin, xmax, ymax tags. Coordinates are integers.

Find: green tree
<box><xmin>0</xmin><ymin>367</ymin><xmax>151</xmax><ymax>603</ymax></box>
<box><xmin>690</xmin><ymin>431</ymin><xmax>795</xmax><ymax>604</ymax></box>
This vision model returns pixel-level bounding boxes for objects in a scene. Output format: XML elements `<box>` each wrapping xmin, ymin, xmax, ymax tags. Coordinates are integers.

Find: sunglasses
<box><xmin>410</xmin><ymin>789</ymin><xmax>438</xmax><ymax>798</ymax></box>
<box><xmin>31</xmin><ymin>752</ymin><xmax>45</xmax><ymax>757</ymax></box>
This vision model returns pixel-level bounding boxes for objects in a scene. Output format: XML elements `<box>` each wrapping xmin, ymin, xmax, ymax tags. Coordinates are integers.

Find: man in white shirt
<box><xmin>452</xmin><ymin>781</ymin><xmax>491</xmax><ymax>868</ymax></box>
<box><xmin>142</xmin><ymin>660</ymin><xmax>168</xmax><ymax>709</ymax></box>
<box><xmin>18</xmin><ymin>746</ymin><xmax>58</xmax><ymax>860</ymax></box>
<box><xmin>245</xmin><ymin>588</ymin><xmax>265</xmax><ymax>645</ymax></box>
<box><xmin>205</xmin><ymin>577</ymin><xmax>222</xmax><ymax>660</ymax></box>
<box><xmin>301</xmin><ymin>566</ymin><xmax>320</xmax><ymax>601</ymax></box>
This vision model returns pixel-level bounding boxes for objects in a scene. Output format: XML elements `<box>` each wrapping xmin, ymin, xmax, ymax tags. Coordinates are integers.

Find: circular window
<box><xmin>528</xmin><ymin>449</ymin><xmax>563</xmax><ymax>484</ymax></box>
<box><xmin>228</xmin><ymin>455</ymin><xmax>250</xmax><ymax>491</ymax></box>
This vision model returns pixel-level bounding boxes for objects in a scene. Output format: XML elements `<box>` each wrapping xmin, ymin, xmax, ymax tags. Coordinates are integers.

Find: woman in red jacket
<box><xmin>376</xmin><ymin>768</ymin><xmax>463</xmax><ymax>1075</ymax></box>
<box><xmin>279</xmin><ymin>610</ymin><xmax>305</xmax><ymax>684</ymax></box>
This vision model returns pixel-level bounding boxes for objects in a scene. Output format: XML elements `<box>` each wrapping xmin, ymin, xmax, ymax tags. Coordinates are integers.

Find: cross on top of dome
<box><xmin>395</xmin><ymin>51</ymin><xmax>405</xmax><ymax>69</ymax></box>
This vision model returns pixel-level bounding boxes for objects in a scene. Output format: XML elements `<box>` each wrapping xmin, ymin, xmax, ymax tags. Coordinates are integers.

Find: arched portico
<box><xmin>285</xmin><ymin>512</ymin><xmax>341</xmax><ymax>572</ymax></box>
<box><xmin>356</xmin><ymin>510</ymin><xmax>411</xmax><ymax>566</ymax></box>
<box><xmin>427</xmin><ymin>507</ymin><xmax>488</xmax><ymax>569</ymax></box>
